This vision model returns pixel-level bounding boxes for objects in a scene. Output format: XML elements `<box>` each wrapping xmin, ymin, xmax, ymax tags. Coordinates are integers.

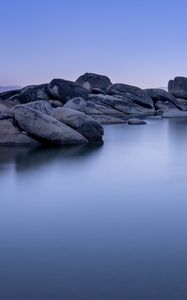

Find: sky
<box><xmin>1</xmin><ymin>0</ymin><xmax>187</xmax><ymax>88</ymax></box>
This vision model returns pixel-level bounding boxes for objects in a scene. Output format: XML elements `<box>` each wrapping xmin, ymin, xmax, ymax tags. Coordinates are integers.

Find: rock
<box><xmin>91</xmin><ymin>114</ymin><xmax>125</xmax><ymax>124</ymax></box>
<box><xmin>52</xmin><ymin>108</ymin><xmax>104</xmax><ymax>141</ymax></box>
<box><xmin>155</xmin><ymin>101</ymin><xmax>176</xmax><ymax>112</ymax></box>
<box><xmin>48</xmin><ymin>79</ymin><xmax>89</xmax><ymax>103</ymax></box>
<box><xmin>0</xmin><ymin>89</ymin><xmax>21</xmax><ymax>100</ymax></box>
<box><xmin>106</xmin><ymin>83</ymin><xmax>154</xmax><ymax>108</ymax></box>
<box><xmin>145</xmin><ymin>88</ymin><xmax>181</xmax><ymax>109</ymax></box>
<box><xmin>88</xmin><ymin>94</ymin><xmax>152</xmax><ymax>114</ymax></box>
<box><xmin>0</xmin><ymin>104</ymin><xmax>14</xmax><ymax>119</ymax></box>
<box><xmin>49</xmin><ymin>100</ymin><xmax>63</xmax><ymax>108</ymax></box>
<box><xmin>127</xmin><ymin>118</ymin><xmax>146</xmax><ymax>125</ymax></box>
<box><xmin>0</xmin><ymin>119</ymin><xmax>40</xmax><ymax>145</ymax></box>
<box><xmin>21</xmin><ymin>100</ymin><xmax>53</xmax><ymax>115</ymax></box>
<box><xmin>76</xmin><ymin>73</ymin><xmax>112</xmax><ymax>91</ymax></box>
<box><xmin>175</xmin><ymin>98</ymin><xmax>187</xmax><ymax>111</ymax></box>
<box><xmin>2</xmin><ymin>95</ymin><xmax>21</xmax><ymax>108</ymax></box>
<box><xmin>169</xmin><ymin>77</ymin><xmax>187</xmax><ymax>99</ymax></box>
<box><xmin>13</xmin><ymin>105</ymin><xmax>87</xmax><ymax>145</ymax></box>
<box><xmin>86</xmin><ymin>101</ymin><xmax>103</xmax><ymax>115</ymax></box>
<box><xmin>63</xmin><ymin>97</ymin><xmax>87</xmax><ymax>113</ymax></box>
<box><xmin>19</xmin><ymin>84</ymin><xmax>49</xmax><ymax>103</ymax></box>
<box><xmin>168</xmin><ymin>80</ymin><xmax>174</xmax><ymax>94</ymax></box>
<box><xmin>90</xmin><ymin>88</ymin><xmax>106</xmax><ymax>95</ymax></box>
<box><xmin>162</xmin><ymin>109</ymin><xmax>187</xmax><ymax>118</ymax></box>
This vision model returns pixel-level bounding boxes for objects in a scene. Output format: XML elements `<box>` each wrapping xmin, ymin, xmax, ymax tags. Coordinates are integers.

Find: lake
<box><xmin>1</xmin><ymin>117</ymin><xmax>187</xmax><ymax>300</ymax></box>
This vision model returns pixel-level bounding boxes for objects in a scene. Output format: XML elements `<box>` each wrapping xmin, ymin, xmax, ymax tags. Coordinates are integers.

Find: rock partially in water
<box><xmin>13</xmin><ymin>105</ymin><xmax>87</xmax><ymax>145</ymax></box>
<box><xmin>128</xmin><ymin>118</ymin><xmax>147</xmax><ymax>125</ymax></box>
<box><xmin>52</xmin><ymin>108</ymin><xmax>104</xmax><ymax>141</ymax></box>
<box><xmin>106</xmin><ymin>83</ymin><xmax>154</xmax><ymax>108</ymax></box>
<box><xmin>91</xmin><ymin>114</ymin><xmax>125</xmax><ymax>124</ymax></box>
<box><xmin>63</xmin><ymin>97</ymin><xmax>87</xmax><ymax>113</ymax></box>
<box><xmin>19</xmin><ymin>84</ymin><xmax>49</xmax><ymax>103</ymax></box>
<box><xmin>76</xmin><ymin>73</ymin><xmax>112</xmax><ymax>91</ymax></box>
<box><xmin>48</xmin><ymin>79</ymin><xmax>89</xmax><ymax>103</ymax></box>
<box><xmin>162</xmin><ymin>109</ymin><xmax>187</xmax><ymax>118</ymax></box>
<box><xmin>0</xmin><ymin>119</ymin><xmax>40</xmax><ymax>145</ymax></box>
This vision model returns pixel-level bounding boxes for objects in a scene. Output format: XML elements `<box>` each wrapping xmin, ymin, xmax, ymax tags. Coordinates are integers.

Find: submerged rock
<box><xmin>127</xmin><ymin>118</ymin><xmax>147</xmax><ymax>125</ymax></box>
<box><xmin>48</xmin><ymin>79</ymin><xmax>89</xmax><ymax>103</ymax></box>
<box><xmin>52</xmin><ymin>108</ymin><xmax>104</xmax><ymax>141</ymax></box>
<box><xmin>13</xmin><ymin>105</ymin><xmax>87</xmax><ymax>145</ymax></box>
<box><xmin>76</xmin><ymin>73</ymin><xmax>112</xmax><ymax>91</ymax></box>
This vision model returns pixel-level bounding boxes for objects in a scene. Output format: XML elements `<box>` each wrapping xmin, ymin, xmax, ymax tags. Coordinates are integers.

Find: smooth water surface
<box><xmin>1</xmin><ymin>118</ymin><xmax>187</xmax><ymax>300</ymax></box>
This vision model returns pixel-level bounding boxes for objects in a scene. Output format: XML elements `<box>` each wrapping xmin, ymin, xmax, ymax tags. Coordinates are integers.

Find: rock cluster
<box><xmin>1</xmin><ymin>73</ymin><xmax>187</xmax><ymax>146</ymax></box>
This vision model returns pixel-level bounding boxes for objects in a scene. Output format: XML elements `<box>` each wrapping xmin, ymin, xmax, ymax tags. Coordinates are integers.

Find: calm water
<box><xmin>1</xmin><ymin>118</ymin><xmax>187</xmax><ymax>300</ymax></box>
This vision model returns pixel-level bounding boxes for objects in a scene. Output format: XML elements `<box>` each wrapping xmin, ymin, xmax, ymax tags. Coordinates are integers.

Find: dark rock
<box><xmin>76</xmin><ymin>73</ymin><xmax>112</xmax><ymax>91</ymax></box>
<box><xmin>128</xmin><ymin>118</ymin><xmax>147</xmax><ymax>125</ymax></box>
<box><xmin>0</xmin><ymin>89</ymin><xmax>21</xmax><ymax>100</ymax></box>
<box><xmin>169</xmin><ymin>77</ymin><xmax>187</xmax><ymax>99</ymax></box>
<box><xmin>52</xmin><ymin>108</ymin><xmax>104</xmax><ymax>141</ymax></box>
<box><xmin>63</xmin><ymin>97</ymin><xmax>87</xmax><ymax>113</ymax></box>
<box><xmin>106</xmin><ymin>83</ymin><xmax>154</xmax><ymax>108</ymax></box>
<box><xmin>48</xmin><ymin>100</ymin><xmax>63</xmax><ymax>108</ymax></box>
<box><xmin>168</xmin><ymin>80</ymin><xmax>174</xmax><ymax>94</ymax></box>
<box><xmin>155</xmin><ymin>101</ymin><xmax>176</xmax><ymax>112</ymax></box>
<box><xmin>21</xmin><ymin>100</ymin><xmax>53</xmax><ymax>115</ymax></box>
<box><xmin>145</xmin><ymin>88</ymin><xmax>181</xmax><ymax>109</ymax></box>
<box><xmin>90</xmin><ymin>88</ymin><xmax>106</xmax><ymax>95</ymax></box>
<box><xmin>19</xmin><ymin>84</ymin><xmax>49</xmax><ymax>103</ymax></box>
<box><xmin>48</xmin><ymin>79</ymin><xmax>89</xmax><ymax>103</ymax></box>
<box><xmin>13</xmin><ymin>105</ymin><xmax>87</xmax><ymax>145</ymax></box>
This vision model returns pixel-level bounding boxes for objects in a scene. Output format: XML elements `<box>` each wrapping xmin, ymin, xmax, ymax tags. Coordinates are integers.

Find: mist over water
<box><xmin>1</xmin><ymin>119</ymin><xmax>187</xmax><ymax>300</ymax></box>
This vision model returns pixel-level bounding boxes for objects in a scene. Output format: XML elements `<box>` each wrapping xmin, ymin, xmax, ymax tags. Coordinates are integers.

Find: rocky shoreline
<box><xmin>0</xmin><ymin>73</ymin><xmax>187</xmax><ymax>146</ymax></box>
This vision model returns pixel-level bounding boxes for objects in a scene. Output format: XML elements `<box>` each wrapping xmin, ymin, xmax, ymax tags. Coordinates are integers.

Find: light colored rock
<box><xmin>52</xmin><ymin>108</ymin><xmax>104</xmax><ymax>141</ymax></box>
<box><xmin>13</xmin><ymin>105</ymin><xmax>87</xmax><ymax>145</ymax></box>
<box><xmin>128</xmin><ymin>118</ymin><xmax>147</xmax><ymax>125</ymax></box>
<box><xmin>63</xmin><ymin>97</ymin><xmax>87</xmax><ymax>113</ymax></box>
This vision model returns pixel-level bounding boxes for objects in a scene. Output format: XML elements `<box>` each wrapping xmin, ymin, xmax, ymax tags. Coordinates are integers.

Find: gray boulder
<box><xmin>63</xmin><ymin>97</ymin><xmax>87</xmax><ymax>113</ymax></box>
<box><xmin>0</xmin><ymin>89</ymin><xmax>21</xmax><ymax>101</ymax></box>
<box><xmin>48</xmin><ymin>79</ymin><xmax>89</xmax><ymax>103</ymax></box>
<box><xmin>128</xmin><ymin>118</ymin><xmax>147</xmax><ymax>125</ymax></box>
<box><xmin>21</xmin><ymin>100</ymin><xmax>53</xmax><ymax>115</ymax></box>
<box><xmin>169</xmin><ymin>77</ymin><xmax>187</xmax><ymax>99</ymax></box>
<box><xmin>19</xmin><ymin>84</ymin><xmax>49</xmax><ymax>103</ymax></box>
<box><xmin>162</xmin><ymin>109</ymin><xmax>187</xmax><ymax>118</ymax></box>
<box><xmin>86</xmin><ymin>101</ymin><xmax>103</xmax><ymax>115</ymax></box>
<box><xmin>0</xmin><ymin>119</ymin><xmax>39</xmax><ymax>145</ymax></box>
<box><xmin>168</xmin><ymin>80</ymin><xmax>174</xmax><ymax>94</ymax></box>
<box><xmin>155</xmin><ymin>101</ymin><xmax>176</xmax><ymax>112</ymax></box>
<box><xmin>91</xmin><ymin>114</ymin><xmax>125</xmax><ymax>124</ymax></box>
<box><xmin>106</xmin><ymin>83</ymin><xmax>154</xmax><ymax>108</ymax></box>
<box><xmin>0</xmin><ymin>104</ymin><xmax>14</xmax><ymax>120</ymax></box>
<box><xmin>145</xmin><ymin>88</ymin><xmax>181</xmax><ymax>109</ymax></box>
<box><xmin>76</xmin><ymin>73</ymin><xmax>112</xmax><ymax>91</ymax></box>
<box><xmin>48</xmin><ymin>100</ymin><xmax>63</xmax><ymax>108</ymax></box>
<box><xmin>52</xmin><ymin>108</ymin><xmax>104</xmax><ymax>141</ymax></box>
<box><xmin>2</xmin><ymin>95</ymin><xmax>21</xmax><ymax>108</ymax></box>
<box><xmin>13</xmin><ymin>105</ymin><xmax>87</xmax><ymax>145</ymax></box>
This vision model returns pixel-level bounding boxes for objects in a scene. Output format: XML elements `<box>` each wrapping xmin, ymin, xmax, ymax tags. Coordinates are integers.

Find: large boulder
<box><xmin>76</xmin><ymin>73</ymin><xmax>112</xmax><ymax>91</ymax></box>
<box><xmin>13</xmin><ymin>105</ymin><xmax>87</xmax><ymax>145</ymax></box>
<box><xmin>0</xmin><ymin>104</ymin><xmax>14</xmax><ymax>120</ymax></box>
<box><xmin>63</xmin><ymin>97</ymin><xmax>87</xmax><ymax>113</ymax></box>
<box><xmin>0</xmin><ymin>119</ymin><xmax>39</xmax><ymax>145</ymax></box>
<box><xmin>106</xmin><ymin>83</ymin><xmax>154</xmax><ymax>108</ymax></box>
<box><xmin>169</xmin><ymin>77</ymin><xmax>187</xmax><ymax>99</ymax></box>
<box><xmin>22</xmin><ymin>100</ymin><xmax>53</xmax><ymax>115</ymax></box>
<box><xmin>145</xmin><ymin>88</ymin><xmax>181</xmax><ymax>110</ymax></box>
<box><xmin>48</xmin><ymin>79</ymin><xmax>89</xmax><ymax>103</ymax></box>
<box><xmin>0</xmin><ymin>89</ymin><xmax>21</xmax><ymax>101</ymax></box>
<box><xmin>19</xmin><ymin>84</ymin><xmax>49</xmax><ymax>103</ymax></box>
<box><xmin>168</xmin><ymin>80</ymin><xmax>174</xmax><ymax>94</ymax></box>
<box><xmin>155</xmin><ymin>101</ymin><xmax>176</xmax><ymax>112</ymax></box>
<box><xmin>52</xmin><ymin>108</ymin><xmax>104</xmax><ymax>141</ymax></box>
<box><xmin>1</xmin><ymin>95</ymin><xmax>21</xmax><ymax>108</ymax></box>
<box><xmin>88</xmin><ymin>94</ymin><xmax>152</xmax><ymax>114</ymax></box>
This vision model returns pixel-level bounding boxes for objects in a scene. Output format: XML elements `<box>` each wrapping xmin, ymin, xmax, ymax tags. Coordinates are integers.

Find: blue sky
<box><xmin>1</xmin><ymin>0</ymin><xmax>187</xmax><ymax>88</ymax></box>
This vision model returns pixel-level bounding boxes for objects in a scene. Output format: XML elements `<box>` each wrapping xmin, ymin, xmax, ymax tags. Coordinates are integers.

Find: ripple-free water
<box><xmin>1</xmin><ymin>118</ymin><xmax>187</xmax><ymax>300</ymax></box>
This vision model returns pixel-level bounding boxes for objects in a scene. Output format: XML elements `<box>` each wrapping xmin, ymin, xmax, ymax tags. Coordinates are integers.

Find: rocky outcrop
<box><xmin>162</xmin><ymin>110</ymin><xmax>187</xmax><ymax>118</ymax></box>
<box><xmin>0</xmin><ymin>104</ymin><xmax>14</xmax><ymax>120</ymax></box>
<box><xmin>22</xmin><ymin>100</ymin><xmax>53</xmax><ymax>115</ymax></box>
<box><xmin>0</xmin><ymin>89</ymin><xmax>21</xmax><ymax>101</ymax></box>
<box><xmin>155</xmin><ymin>101</ymin><xmax>176</xmax><ymax>112</ymax></box>
<box><xmin>168</xmin><ymin>77</ymin><xmax>187</xmax><ymax>99</ymax></box>
<box><xmin>48</xmin><ymin>79</ymin><xmax>89</xmax><ymax>103</ymax></box>
<box><xmin>52</xmin><ymin>108</ymin><xmax>104</xmax><ymax>141</ymax></box>
<box><xmin>13</xmin><ymin>105</ymin><xmax>87</xmax><ymax>145</ymax></box>
<box><xmin>145</xmin><ymin>88</ymin><xmax>181</xmax><ymax>109</ymax></box>
<box><xmin>106</xmin><ymin>83</ymin><xmax>154</xmax><ymax>108</ymax></box>
<box><xmin>76</xmin><ymin>73</ymin><xmax>112</xmax><ymax>91</ymax></box>
<box><xmin>63</xmin><ymin>97</ymin><xmax>87</xmax><ymax>113</ymax></box>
